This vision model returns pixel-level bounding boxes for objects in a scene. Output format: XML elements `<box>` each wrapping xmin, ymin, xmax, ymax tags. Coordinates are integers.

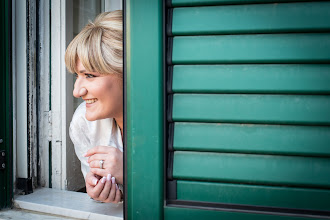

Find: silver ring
<box><xmin>99</xmin><ymin>160</ymin><xmax>104</xmax><ymax>169</ymax></box>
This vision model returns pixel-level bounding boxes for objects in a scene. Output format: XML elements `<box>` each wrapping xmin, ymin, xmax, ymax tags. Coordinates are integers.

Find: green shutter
<box><xmin>0</xmin><ymin>0</ymin><xmax>12</xmax><ymax>209</ymax></box>
<box><xmin>166</xmin><ymin>1</ymin><xmax>330</xmax><ymax>219</ymax></box>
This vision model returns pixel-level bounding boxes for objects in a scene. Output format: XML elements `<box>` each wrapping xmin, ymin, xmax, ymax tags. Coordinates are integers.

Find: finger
<box><xmin>98</xmin><ymin>175</ymin><xmax>112</xmax><ymax>202</ymax></box>
<box><xmin>86</xmin><ymin>173</ymin><xmax>101</xmax><ymax>186</ymax></box>
<box><xmin>114</xmin><ymin>184</ymin><xmax>122</xmax><ymax>203</ymax></box>
<box><xmin>86</xmin><ymin>181</ymin><xmax>95</xmax><ymax>193</ymax></box>
<box><xmin>107</xmin><ymin>177</ymin><xmax>117</xmax><ymax>202</ymax></box>
<box><xmin>89</xmin><ymin>158</ymin><xmax>109</xmax><ymax>169</ymax></box>
<box><xmin>90</xmin><ymin>177</ymin><xmax>106</xmax><ymax>200</ymax></box>
<box><xmin>87</xmin><ymin>153</ymin><xmax>107</xmax><ymax>163</ymax></box>
<box><xmin>90</xmin><ymin>167</ymin><xmax>107</xmax><ymax>178</ymax></box>
<box><xmin>84</xmin><ymin>146</ymin><xmax>114</xmax><ymax>157</ymax></box>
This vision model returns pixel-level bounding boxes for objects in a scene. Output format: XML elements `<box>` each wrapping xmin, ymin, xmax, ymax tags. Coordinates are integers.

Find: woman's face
<box><xmin>73</xmin><ymin>59</ymin><xmax>123</xmax><ymax>121</ymax></box>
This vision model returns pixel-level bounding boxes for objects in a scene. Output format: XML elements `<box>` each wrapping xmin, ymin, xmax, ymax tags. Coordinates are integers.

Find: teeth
<box><xmin>85</xmin><ymin>98</ymin><xmax>97</xmax><ymax>104</ymax></box>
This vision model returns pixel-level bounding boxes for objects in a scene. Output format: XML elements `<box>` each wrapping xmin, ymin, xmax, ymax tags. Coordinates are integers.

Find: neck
<box><xmin>114</xmin><ymin>116</ymin><xmax>123</xmax><ymax>137</ymax></box>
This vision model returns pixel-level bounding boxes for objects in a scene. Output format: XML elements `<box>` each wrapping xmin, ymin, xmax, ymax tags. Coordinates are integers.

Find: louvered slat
<box><xmin>165</xmin><ymin>206</ymin><xmax>321</xmax><ymax>220</ymax></box>
<box><xmin>173</xmin><ymin>151</ymin><xmax>330</xmax><ymax>188</ymax></box>
<box><xmin>172</xmin><ymin>2</ymin><xmax>330</xmax><ymax>35</ymax></box>
<box><xmin>171</xmin><ymin>0</ymin><xmax>313</xmax><ymax>7</ymax></box>
<box><xmin>172</xmin><ymin>64</ymin><xmax>330</xmax><ymax>94</ymax></box>
<box><xmin>173</xmin><ymin>122</ymin><xmax>330</xmax><ymax>156</ymax></box>
<box><xmin>172</xmin><ymin>94</ymin><xmax>330</xmax><ymax>125</ymax></box>
<box><xmin>172</xmin><ymin>34</ymin><xmax>330</xmax><ymax>64</ymax></box>
<box><xmin>177</xmin><ymin>180</ymin><xmax>330</xmax><ymax>211</ymax></box>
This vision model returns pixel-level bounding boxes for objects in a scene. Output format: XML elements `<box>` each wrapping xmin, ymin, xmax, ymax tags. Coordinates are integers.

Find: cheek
<box><xmin>111</xmin><ymin>85</ymin><xmax>123</xmax><ymax>104</ymax></box>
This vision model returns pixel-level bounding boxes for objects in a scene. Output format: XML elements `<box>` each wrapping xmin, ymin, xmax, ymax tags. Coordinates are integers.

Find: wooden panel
<box><xmin>170</xmin><ymin>0</ymin><xmax>314</xmax><ymax>7</ymax></box>
<box><xmin>171</xmin><ymin>64</ymin><xmax>330</xmax><ymax>94</ymax></box>
<box><xmin>173</xmin><ymin>151</ymin><xmax>330</xmax><ymax>187</ymax></box>
<box><xmin>177</xmin><ymin>180</ymin><xmax>330</xmax><ymax>211</ymax></box>
<box><xmin>172</xmin><ymin>94</ymin><xmax>330</xmax><ymax>125</ymax></box>
<box><xmin>173</xmin><ymin>123</ymin><xmax>330</xmax><ymax>156</ymax></box>
<box><xmin>164</xmin><ymin>206</ymin><xmax>319</xmax><ymax>220</ymax></box>
<box><xmin>172</xmin><ymin>2</ymin><xmax>330</xmax><ymax>35</ymax></box>
<box><xmin>126</xmin><ymin>0</ymin><xmax>164</xmax><ymax>219</ymax></box>
<box><xmin>172</xmin><ymin>33</ymin><xmax>330</xmax><ymax>64</ymax></box>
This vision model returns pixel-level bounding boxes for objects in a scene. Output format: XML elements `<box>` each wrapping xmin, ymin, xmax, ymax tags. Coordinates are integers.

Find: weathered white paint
<box><xmin>27</xmin><ymin>0</ymin><xmax>38</xmax><ymax>188</ymax></box>
<box><xmin>38</xmin><ymin>0</ymin><xmax>51</xmax><ymax>188</ymax></box>
<box><xmin>15</xmin><ymin>0</ymin><xmax>28</xmax><ymax>179</ymax></box>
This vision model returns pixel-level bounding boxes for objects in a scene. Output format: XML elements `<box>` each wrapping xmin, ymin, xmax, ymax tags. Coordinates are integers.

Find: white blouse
<box><xmin>69</xmin><ymin>102</ymin><xmax>123</xmax><ymax>178</ymax></box>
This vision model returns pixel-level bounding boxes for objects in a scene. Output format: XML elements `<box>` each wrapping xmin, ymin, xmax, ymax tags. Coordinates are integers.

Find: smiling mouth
<box><xmin>85</xmin><ymin>98</ymin><xmax>98</xmax><ymax>104</ymax></box>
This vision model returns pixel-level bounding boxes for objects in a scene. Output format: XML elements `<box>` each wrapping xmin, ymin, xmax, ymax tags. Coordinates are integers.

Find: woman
<box><xmin>65</xmin><ymin>10</ymin><xmax>123</xmax><ymax>203</ymax></box>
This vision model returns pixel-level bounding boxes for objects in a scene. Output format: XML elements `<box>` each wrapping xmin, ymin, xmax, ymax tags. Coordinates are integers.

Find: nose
<box><xmin>73</xmin><ymin>79</ymin><xmax>87</xmax><ymax>98</ymax></box>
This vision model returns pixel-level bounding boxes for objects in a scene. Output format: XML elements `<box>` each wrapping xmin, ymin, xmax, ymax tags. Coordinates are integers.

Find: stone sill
<box><xmin>14</xmin><ymin>188</ymin><xmax>123</xmax><ymax>220</ymax></box>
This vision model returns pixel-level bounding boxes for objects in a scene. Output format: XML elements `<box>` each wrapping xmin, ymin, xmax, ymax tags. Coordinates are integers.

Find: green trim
<box><xmin>164</xmin><ymin>206</ymin><xmax>321</xmax><ymax>220</ymax></box>
<box><xmin>125</xmin><ymin>0</ymin><xmax>164</xmax><ymax>219</ymax></box>
<box><xmin>0</xmin><ymin>0</ymin><xmax>13</xmax><ymax>209</ymax></box>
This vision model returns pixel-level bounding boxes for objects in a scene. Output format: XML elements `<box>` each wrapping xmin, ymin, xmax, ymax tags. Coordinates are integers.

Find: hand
<box><xmin>85</xmin><ymin>146</ymin><xmax>123</xmax><ymax>184</ymax></box>
<box><xmin>85</xmin><ymin>171</ymin><xmax>122</xmax><ymax>203</ymax></box>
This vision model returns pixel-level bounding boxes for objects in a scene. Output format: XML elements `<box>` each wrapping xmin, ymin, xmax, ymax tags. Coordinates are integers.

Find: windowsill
<box><xmin>14</xmin><ymin>188</ymin><xmax>123</xmax><ymax>220</ymax></box>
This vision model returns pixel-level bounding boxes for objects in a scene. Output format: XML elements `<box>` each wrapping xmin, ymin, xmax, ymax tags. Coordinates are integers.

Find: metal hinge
<box><xmin>0</xmin><ymin>150</ymin><xmax>5</xmax><ymax>170</ymax></box>
<box><xmin>48</xmin><ymin>110</ymin><xmax>52</xmax><ymax>141</ymax></box>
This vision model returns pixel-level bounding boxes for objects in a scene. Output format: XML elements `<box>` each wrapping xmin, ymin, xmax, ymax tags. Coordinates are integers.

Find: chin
<box><xmin>85</xmin><ymin>114</ymin><xmax>98</xmax><ymax>121</ymax></box>
<box><xmin>85</xmin><ymin>113</ymin><xmax>110</xmax><ymax>121</ymax></box>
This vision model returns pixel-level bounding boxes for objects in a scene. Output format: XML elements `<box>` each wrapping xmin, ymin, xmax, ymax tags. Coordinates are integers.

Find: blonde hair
<box><xmin>65</xmin><ymin>10</ymin><xmax>122</xmax><ymax>77</ymax></box>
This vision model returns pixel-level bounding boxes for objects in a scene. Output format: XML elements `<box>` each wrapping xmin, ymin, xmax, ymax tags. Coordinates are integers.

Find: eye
<box><xmin>85</xmin><ymin>73</ymin><xmax>96</xmax><ymax>78</ymax></box>
<box><xmin>74</xmin><ymin>73</ymin><xmax>78</xmax><ymax>78</ymax></box>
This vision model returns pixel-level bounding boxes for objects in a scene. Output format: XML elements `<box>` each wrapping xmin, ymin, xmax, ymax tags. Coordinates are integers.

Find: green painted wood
<box><xmin>0</xmin><ymin>0</ymin><xmax>11</xmax><ymax>209</ymax></box>
<box><xmin>164</xmin><ymin>206</ymin><xmax>319</xmax><ymax>220</ymax></box>
<box><xmin>177</xmin><ymin>180</ymin><xmax>330</xmax><ymax>211</ymax></box>
<box><xmin>173</xmin><ymin>123</ymin><xmax>330</xmax><ymax>156</ymax></box>
<box><xmin>172</xmin><ymin>2</ymin><xmax>330</xmax><ymax>35</ymax></box>
<box><xmin>125</xmin><ymin>0</ymin><xmax>164</xmax><ymax>219</ymax></box>
<box><xmin>166</xmin><ymin>0</ymin><xmax>330</xmax><ymax>218</ymax></box>
<box><xmin>172</xmin><ymin>64</ymin><xmax>330</xmax><ymax>94</ymax></box>
<box><xmin>171</xmin><ymin>0</ymin><xmax>314</xmax><ymax>7</ymax></box>
<box><xmin>172</xmin><ymin>94</ymin><xmax>330</xmax><ymax>125</ymax></box>
<box><xmin>173</xmin><ymin>151</ymin><xmax>330</xmax><ymax>187</ymax></box>
<box><xmin>172</xmin><ymin>33</ymin><xmax>330</xmax><ymax>64</ymax></box>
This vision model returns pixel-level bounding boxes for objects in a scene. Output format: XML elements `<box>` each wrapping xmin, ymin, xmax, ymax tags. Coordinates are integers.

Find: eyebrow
<box><xmin>79</xmin><ymin>69</ymin><xmax>87</xmax><ymax>73</ymax></box>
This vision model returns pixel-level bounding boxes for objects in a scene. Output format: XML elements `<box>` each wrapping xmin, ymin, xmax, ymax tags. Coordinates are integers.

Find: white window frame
<box><xmin>51</xmin><ymin>0</ymin><xmax>74</xmax><ymax>190</ymax></box>
<box><xmin>14</xmin><ymin>0</ymin><xmax>28</xmax><ymax>183</ymax></box>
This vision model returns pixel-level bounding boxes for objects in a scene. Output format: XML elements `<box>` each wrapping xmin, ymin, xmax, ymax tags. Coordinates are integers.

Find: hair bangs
<box><xmin>65</xmin><ymin>38</ymin><xmax>79</xmax><ymax>74</ymax></box>
<box><xmin>65</xmin><ymin>10</ymin><xmax>123</xmax><ymax>76</ymax></box>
